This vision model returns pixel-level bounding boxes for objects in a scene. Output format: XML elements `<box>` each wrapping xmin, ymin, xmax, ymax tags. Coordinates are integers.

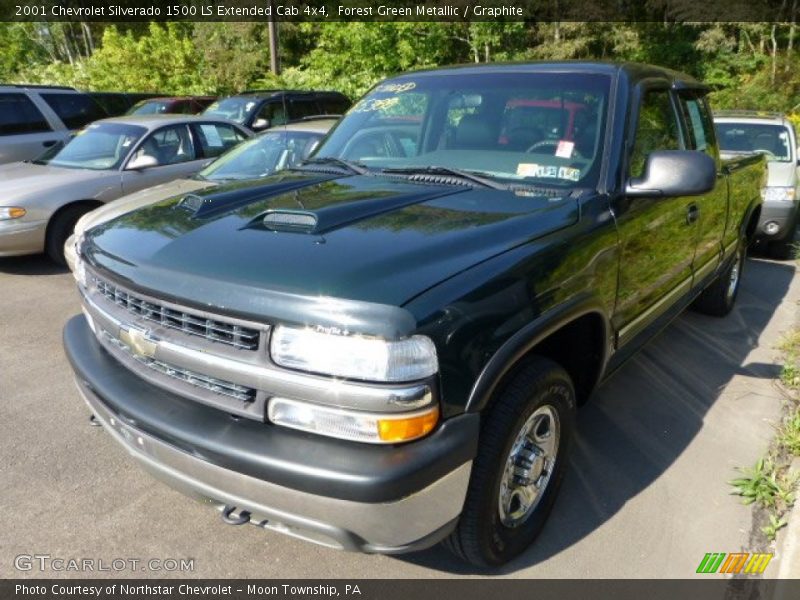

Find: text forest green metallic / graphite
<box><xmin>64</xmin><ymin>62</ymin><xmax>765</xmax><ymax>559</ymax></box>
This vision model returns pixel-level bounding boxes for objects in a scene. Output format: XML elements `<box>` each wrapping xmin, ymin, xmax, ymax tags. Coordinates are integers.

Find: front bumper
<box><xmin>757</xmin><ymin>201</ymin><xmax>798</xmax><ymax>239</ymax></box>
<box><xmin>64</xmin><ymin>315</ymin><xmax>478</xmax><ymax>552</ymax></box>
<box><xmin>0</xmin><ymin>218</ymin><xmax>47</xmax><ymax>257</ymax></box>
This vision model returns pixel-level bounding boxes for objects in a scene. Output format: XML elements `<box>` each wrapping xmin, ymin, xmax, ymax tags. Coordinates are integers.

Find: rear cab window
<box><xmin>0</xmin><ymin>93</ymin><xmax>51</xmax><ymax>135</ymax></box>
<box><xmin>677</xmin><ymin>92</ymin><xmax>718</xmax><ymax>160</ymax></box>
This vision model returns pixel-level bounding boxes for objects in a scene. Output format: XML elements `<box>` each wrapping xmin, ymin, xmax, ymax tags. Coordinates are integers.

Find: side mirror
<box><xmin>252</xmin><ymin>118</ymin><xmax>270</xmax><ymax>131</ymax></box>
<box><xmin>626</xmin><ymin>150</ymin><xmax>716</xmax><ymax>198</ymax></box>
<box><xmin>126</xmin><ymin>154</ymin><xmax>159</xmax><ymax>171</ymax></box>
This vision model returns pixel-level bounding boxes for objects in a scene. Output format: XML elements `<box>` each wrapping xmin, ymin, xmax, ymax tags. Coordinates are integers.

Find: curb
<box><xmin>775</xmin><ymin>457</ymin><xmax>800</xmax><ymax>581</ymax></box>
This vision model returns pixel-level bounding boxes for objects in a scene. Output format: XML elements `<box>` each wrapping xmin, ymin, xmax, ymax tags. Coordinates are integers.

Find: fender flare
<box><xmin>464</xmin><ymin>293</ymin><xmax>613</xmax><ymax>413</ymax></box>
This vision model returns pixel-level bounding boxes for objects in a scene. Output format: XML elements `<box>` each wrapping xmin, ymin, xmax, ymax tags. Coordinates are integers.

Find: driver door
<box><xmin>612</xmin><ymin>85</ymin><xmax>700</xmax><ymax>346</ymax></box>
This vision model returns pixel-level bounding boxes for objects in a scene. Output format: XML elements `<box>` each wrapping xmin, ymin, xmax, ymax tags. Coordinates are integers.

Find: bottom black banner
<box><xmin>0</xmin><ymin>579</ymin><xmax>795</xmax><ymax>600</ymax></box>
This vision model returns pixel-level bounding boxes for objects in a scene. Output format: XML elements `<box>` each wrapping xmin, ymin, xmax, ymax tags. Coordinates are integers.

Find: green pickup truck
<box><xmin>63</xmin><ymin>62</ymin><xmax>765</xmax><ymax>567</ymax></box>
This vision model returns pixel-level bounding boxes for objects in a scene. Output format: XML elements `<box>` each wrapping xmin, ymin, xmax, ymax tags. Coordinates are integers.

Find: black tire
<box><xmin>691</xmin><ymin>241</ymin><xmax>745</xmax><ymax>317</ymax></box>
<box><xmin>45</xmin><ymin>205</ymin><xmax>93</xmax><ymax>266</ymax></box>
<box><xmin>443</xmin><ymin>356</ymin><xmax>576</xmax><ymax>567</ymax></box>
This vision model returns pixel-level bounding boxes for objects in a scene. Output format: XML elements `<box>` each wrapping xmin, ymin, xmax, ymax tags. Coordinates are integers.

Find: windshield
<box><xmin>203</xmin><ymin>97</ymin><xmax>260</xmax><ymax>125</ymax></box>
<box><xmin>128</xmin><ymin>100</ymin><xmax>171</xmax><ymax>115</ymax></box>
<box><xmin>198</xmin><ymin>130</ymin><xmax>325</xmax><ymax>182</ymax></box>
<box><xmin>313</xmin><ymin>72</ymin><xmax>611</xmax><ymax>188</ymax></box>
<box><xmin>716</xmin><ymin>122</ymin><xmax>794</xmax><ymax>162</ymax></box>
<box><xmin>36</xmin><ymin>122</ymin><xmax>146</xmax><ymax>170</ymax></box>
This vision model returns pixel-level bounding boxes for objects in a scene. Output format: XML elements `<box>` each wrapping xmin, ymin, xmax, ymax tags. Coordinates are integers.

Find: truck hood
<box><xmin>766</xmin><ymin>160</ymin><xmax>799</xmax><ymax>188</ymax></box>
<box><xmin>85</xmin><ymin>173</ymin><xmax>579</xmax><ymax>324</ymax></box>
<box><xmin>0</xmin><ymin>162</ymin><xmax>118</xmax><ymax>200</ymax></box>
<box><xmin>75</xmin><ymin>177</ymin><xmax>213</xmax><ymax>238</ymax></box>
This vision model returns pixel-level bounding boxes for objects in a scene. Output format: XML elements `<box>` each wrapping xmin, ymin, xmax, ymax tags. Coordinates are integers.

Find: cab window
<box><xmin>630</xmin><ymin>89</ymin><xmax>681</xmax><ymax>178</ymax></box>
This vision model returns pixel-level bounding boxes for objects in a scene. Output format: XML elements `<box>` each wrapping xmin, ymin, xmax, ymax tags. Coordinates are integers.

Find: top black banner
<box><xmin>0</xmin><ymin>0</ymin><xmax>797</xmax><ymax>22</ymax></box>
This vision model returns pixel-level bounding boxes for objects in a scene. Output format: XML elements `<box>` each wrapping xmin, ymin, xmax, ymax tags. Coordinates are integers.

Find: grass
<box><xmin>778</xmin><ymin>410</ymin><xmax>800</xmax><ymax>455</ymax></box>
<box><xmin>762</xmin><ymin>514</ymin><xmax>789</xmax><ymax>541</ymax></box>
<box><xmin>730</xmin><ymin>458</ymin><xmax>796</xmax><ymax>510</ymax></box>
<box><xmin>780</xmin><ymin>330</ymin><xmax>800</xmax><ymax>390</ymax></box>
<box><xmin>728</xmin><ymin>324</ymin><xmax>800</xmax><ymax>544</ymax></box>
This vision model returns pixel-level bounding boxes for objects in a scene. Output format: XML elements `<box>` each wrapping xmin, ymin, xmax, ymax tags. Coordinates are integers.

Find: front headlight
<box><xmin>761</xmin><ymin>187</ymin><xmax>796</xmax><ymax>202</ymax></box>
<box><xmin>270</xmin><ymin>325</ymin><xmax>438</xmax><ymax>383</ymax></box>
<box><xmin>0</xmin><ymin>207</ymin><xmax>26</xmax><ymax>220</ymax></box>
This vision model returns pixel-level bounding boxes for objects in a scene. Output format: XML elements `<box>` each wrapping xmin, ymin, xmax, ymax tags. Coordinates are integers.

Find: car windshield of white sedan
<box><xmin>203</xmin><ymin>97</ymin><xmax>258</xmax><ymax>125</ymax></box>
<box><xmin>42</xmin><ymin>122</ymin><xmax>147</xmax><ymax>170</ymax></box>
<box><xmin>716</xmin><ymin>123</ymin><xmax>793</xmax><ymax>162</ymax></box>
<box><xmin>198</xmin><ymin>130</ymin><xmax>323</xmax><ymax>182</ymax></box>
<box><xmin>312</xmin><ymin>72</ymin><xmax>611</xmax><ymax>188</ymax></box>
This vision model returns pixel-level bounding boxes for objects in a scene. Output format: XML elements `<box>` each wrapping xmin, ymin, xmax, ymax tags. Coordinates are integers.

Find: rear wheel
<box><xmin>45</xmin><ymin>205</ymin><xmax>94</xmax><ymax>266</ymax></box>
<box><xmin>443</xmin><ymin>357</ymin><xmax>576</xmax><ymax>567</ymax></box>
<box><xmin>691</xmin><ymin>240</ymin><xmax>745</xmax><ymax>317</ymax></box>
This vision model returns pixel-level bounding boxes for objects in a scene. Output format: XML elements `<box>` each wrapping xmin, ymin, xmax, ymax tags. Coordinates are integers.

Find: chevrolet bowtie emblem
<box><xmin>119</xmin><ymin>326</ymin><xmax>157</xmax><ymax>358</ymax></box>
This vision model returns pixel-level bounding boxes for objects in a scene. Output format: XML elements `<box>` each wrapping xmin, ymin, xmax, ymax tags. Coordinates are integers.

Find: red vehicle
<box><xmin>126</xmin><ymin>96</ymin><xmax>217</xmax><ymax>116</ymax></box>
<box><xmin>499</xmin><ymin>98</ymin><xmax>591</xmax><ymax>154</ymax></box>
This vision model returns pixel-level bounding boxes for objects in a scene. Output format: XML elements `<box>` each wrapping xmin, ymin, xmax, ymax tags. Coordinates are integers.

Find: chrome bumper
<box><xmin>76</xmin><ymin>376</ymin><xmax>470</xmax><ymax>552</ymax></box>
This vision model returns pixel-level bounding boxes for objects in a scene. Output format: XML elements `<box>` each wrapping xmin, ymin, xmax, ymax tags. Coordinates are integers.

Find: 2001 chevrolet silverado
<box><xmin>64</xmin><ymin>62</ymin><xmax>765</xmax><ymax>567</ymax></box>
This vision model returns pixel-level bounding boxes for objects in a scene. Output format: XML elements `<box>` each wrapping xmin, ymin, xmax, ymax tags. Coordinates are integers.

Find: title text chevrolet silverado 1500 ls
<box><xmin>64</xmin><ymin>62</ymin><xmax>765</xmax><ymax>567</ymax></box>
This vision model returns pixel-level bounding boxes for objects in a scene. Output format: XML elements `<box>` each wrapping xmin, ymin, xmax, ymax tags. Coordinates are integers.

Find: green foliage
<box><xmin>0</xmin><ymin>24</ymin><xmax>47</xmax><ymax>80</ymax></box>
<box><xmin>85</xmin><ymin>24</ymin><xmax>203</xmax><ymax>93</ymax></box>
<box><xmin>729</xmin><ymin>458</ymin><xmax>796</xmax><ymax>509</ymax></box>
<box><xmin>192</xmin><ymin>23</ymin><xmax>271</xmax><ymax>95</ymax></box>
<box><xmin>289</xmin><ymin>22</ymin><xmax>458</xmax><ymax>98</ymax></box>
<box><xmin>761</xmin><ymin>513</ymin><xmax>788</xmax><ymax>541</ymax></box>
<box><xmin>6</xmin><ymin>20</ymin><xmax>800</xmax><ymax>113</ymax></box>
<box><xmin>780</xmin><ymin>330</ymin><xmax>800</xmax><ymax>390</ymax></box>
<box><xmin>779</xmin><ymin>410</ymin><xmax>800</xmax><ymax>455</ymax></box>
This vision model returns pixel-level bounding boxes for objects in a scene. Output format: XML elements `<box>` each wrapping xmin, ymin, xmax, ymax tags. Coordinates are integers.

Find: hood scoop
<box><xmin>176</xmin><ymin>175</ymin><xmax>338</xmax><ymax>219</ymax></box>
<box><xmin>244</xmin><ymin>185</ymin><xmax>464</xmax><ymax>235</ymax></box>
<box><xmin>261</xmin><ymin>210</ymin><xmax>318</xmax><ymax>232</ymax></box>
<box><xmin>178</xmin><ymin>193</ymin><xmax>206</xmax><ymax>213</ymax></box>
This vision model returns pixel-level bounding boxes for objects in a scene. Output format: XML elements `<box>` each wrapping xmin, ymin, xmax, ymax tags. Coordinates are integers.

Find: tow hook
<box><xmin>89</xmin><ymin>414</ymin><xmax>102</xmax><ymax>427</ymax></box>
<box><xmin>221</xmin><ymin>505</ymin><xmax>251</xmax><ymax>525</ymax></box>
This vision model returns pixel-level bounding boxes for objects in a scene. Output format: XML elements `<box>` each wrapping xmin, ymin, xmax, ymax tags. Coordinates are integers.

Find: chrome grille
<box><xmin>91</xmin><ymin>274</ymin><xmax>260</xmax><ymax>351</ymax></box>
<box><xmin>105</xmin><ymin>334</ymin><xmax>256</xmax><ymax>403</ymax></box>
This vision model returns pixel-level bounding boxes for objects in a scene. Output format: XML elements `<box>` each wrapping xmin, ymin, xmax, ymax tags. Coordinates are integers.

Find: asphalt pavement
<box><xmin>0</xmin><ymin>253</ymin><xmax>796</xmax><ymax>578</ymax></box>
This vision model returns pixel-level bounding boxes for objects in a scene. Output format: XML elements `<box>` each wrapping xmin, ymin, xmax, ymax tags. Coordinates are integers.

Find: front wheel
<box><xmin>443</xmin><ymin>357</ymin><xmax>576</xmax><ymax>567</ymax></box>
<box><xmin>45</xmin><ymin>205</ymin><xmax>94</xmax><ymax>266</ymax></box>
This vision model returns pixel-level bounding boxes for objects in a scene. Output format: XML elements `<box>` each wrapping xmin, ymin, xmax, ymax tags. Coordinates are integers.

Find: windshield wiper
<box><xmin>299</xmin><ymin>157</ymin><xmax>370</xmax><ymax>175</ymax></box>
<box><xmin>381</xmin><ymin>165</ymin><xmax>507</xmax><ymax>190</ymax></box>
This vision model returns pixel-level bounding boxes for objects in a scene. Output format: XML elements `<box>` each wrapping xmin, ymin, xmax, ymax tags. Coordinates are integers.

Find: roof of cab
<box><xmin>395</xmin><ymin>60</ymin><xmax>707</xmax><ymax>90</ymax></box>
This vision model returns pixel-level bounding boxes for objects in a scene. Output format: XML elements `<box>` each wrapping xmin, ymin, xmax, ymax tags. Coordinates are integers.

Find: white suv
<box><xmin>715</xmin><ymin>111</ymin><xmax>799</xmax><ymax>259</ymax></box>
<box><xmin>0</xmin><ymin>85</ymin><xmax>107</xmax><ymax>164</ymax></box>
